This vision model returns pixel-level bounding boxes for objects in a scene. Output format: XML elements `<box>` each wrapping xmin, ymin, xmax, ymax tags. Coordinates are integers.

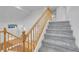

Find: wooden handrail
<box><xmin>26</xmin><ymin>7</ymin><xmax>52</xmax><ymax>36</ymax></box>
<box><xmin>0</xmin><ymin>28</ymin><xmax>21</xmax><ymax>52</ymax></box>
<box><xmin>7</xmin><ymin>31</ymin><xmax>20</xmax><ymax>39</ymax></box>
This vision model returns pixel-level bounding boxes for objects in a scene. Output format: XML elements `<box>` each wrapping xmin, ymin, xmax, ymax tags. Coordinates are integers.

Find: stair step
<box><xmin>48</xmin><ymin>24</ymin><xmax>71</xmax><ymax>27</ymax></box>
<box><xmin>49</xmin><ymin>23</ymin><xmax>70</xmax><ymax>26</ymax></box>
<box><xmin>46</xmin><ymin>29</ymin><xmax>73</xmax><ymax>36</ymax></box>
<box><xmin>44</xmin><ymin>38</ymin><xmax>75</xmax><ymax>46</ymax></box>
<box><xmin>44</xmin><ymin>34</ymin><xmax>75</xmax><ymax>43</ymax></box>
<box><xmin>42</xmin><ymin>41</ymin><xmax>79</xmax><ymax>52</ymax></box>
<box><xmin>42</xmin><ymin>39</ymin><xmax>77</xmax><ymax>50</ymax></box>
<box><xmin>49</xmin><ymin>21</ymin><xmax>70</xmax><ymax>25</ymax></box>
<box><xmin>46</xmin><ymin>29</ymin><xmax>73</xmax><ymax>34</ymax></box>
<box><xmin>39</xmin><ymin>43</ymin><xmax>76</xmax><ymax>52</ymax></box>
<box><xmin>44</xmin><ymin>34</ymin><xmax>74</xmax><ymax>39</ymax></box>
<box><xmin>50</xmin><ymin>21</ymin><xmax>70</xmax><ymax>23</ymax></box>
<box><xmin>49</xmin><ymin>21</ymin><xmax>70</xmax><ymax>26</ymax></box>
<box><xmin>38</xmin><ymin>46</ymin><xmax>62</xmax><ymax>52</ymax></box>
<box><xmin>48</xmin><ymin>26</ymin><xmax>71</xmax><ymax>30</ymax></box>
<box><xmin>46</xmin><ymin>30</ymin><xmax>73</xmax><ymax>37</ymax></box>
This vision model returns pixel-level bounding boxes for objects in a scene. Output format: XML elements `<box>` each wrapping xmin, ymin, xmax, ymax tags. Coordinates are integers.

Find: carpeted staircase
<box><xmin>38</xmin><ymin>21</ymin><xmax>79</xmax><ymax>52</ymax></box>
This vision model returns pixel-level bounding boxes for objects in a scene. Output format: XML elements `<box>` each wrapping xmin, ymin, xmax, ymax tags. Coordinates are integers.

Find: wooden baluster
<box><xmin>35</xmin><ymin>26</ymin><xmax>37</xmax><ymax>45</ymax></box>
<box><xmin>38</xmin><ymin>23</ymin><xmax>41</xmax><ymax>38</ymax></box>
<box><xmin>32</xmin><ymin>29</ymin><xmax>34</xmax><ymax>51</ymax></box>
<box><xmin>16</xmin><ymin>37</ymin><xmax>18</xmax><ymax>51</ymax></box>
<box><xmin>22</xmin><ymin>31</ymin><xmax>26</xmax><ymax>52</ymax></box>
<box><xmin>30</xmin><ymin>33</ymin><xmax>32</xmax><ymax>52</ymax></box>
<box><xmin>38</xmin><ymin>24</ymin><xmax>40</xmax><ymax>39</ymax></box>
<box><xmin>17</xmin><ymin>38</ymin><xmax>19</xmax><ymax>52</ymax></box>
<box><xmin>29</xmin><ymin>33</ymin><xmax>31</xmax><ymax>52</ymax></box>
<box><xmin>33</xmin><ymin>27</ymin><xmax>35</xmax><ymax>49</ymax></box>
<box><xmin>31</xmin><ymin>31</ymin><xmax>33</xmax><ymax>52</ymax></box>
<box><xmin>10</xmin><ymin>35</ymin><xmax>12</xmax><ymax>51</ymax></box>
<box><xmin>36</xmin><ymin>25</ymin><xmax>39</xmax><ymax>42</ymax></box>
<box><xmin>10</xmin><ymin>35</ymin><xmax>12</xmax><ymax>50</ymax></box>
<box><xmin>34</xmin><ymin>27</ymin><xmax>36</xmax><ymax>49</ymax></box>
<box><xmin>16</xmin><ymin>37</ymin><xmax>18</xmax><ymax>52</ymax></box>
<box><xmin>0</xmin><ymin>33</ymin><xmax>1</xmax><ymax>51</ymax></box>
<box><xmin>27</xmin><ymin>35</ymin><xmax>29</xmax><ymax>52</ymax></box>
<box><xmin>8</xmin><ymin>34</ymin><xmax>9</xmax><ymax>51</ymax></box>
<box><xmin>35</xmin><ymin>27</ymin><xmax>37</xmax><ymax>44</ymax></box>
<box><xmin>15</xmin><ymin>37</ymin><xmax>17</xmax><ymax>52</ymax></box>
<box><xmin>4</xmin><ymin>28</ymin><xmax>7</xmax><ymax>52</ymax></box>
<box><xmin>35</xmin><ymin>26</ymin><xmax>37</xmax><ymax>46</ymax></box>
<box><xmin>11</xmin><ymin>35</ymin><xmax>14</xmax><ymax>51</ymax></box>
<box><xmin>17</xmin><ymin>37</ymin><xmax>20</xmax><ymax>52</ymax></box>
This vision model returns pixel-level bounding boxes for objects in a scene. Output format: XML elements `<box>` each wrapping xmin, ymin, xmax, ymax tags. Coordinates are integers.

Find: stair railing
<box><xmin>0</xmin><ymin>28</ymin><xmax>22</xmax><ymax>52</ymax></box>
<box><xmin>23</xmin><ymin>7</ymin><xmax>52</xmax><ymax>52</ymax></box>
<box><xmin>0</xmin><ymin>7</ymin><xmax>52</xmax><ymax>52</ymax></box>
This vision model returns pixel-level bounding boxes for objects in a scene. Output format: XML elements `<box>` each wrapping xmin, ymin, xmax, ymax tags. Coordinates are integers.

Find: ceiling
<box><xmin>0</xmin><ymin>6</ymin><xmax>57</xmax><ymax>22</ymax></box>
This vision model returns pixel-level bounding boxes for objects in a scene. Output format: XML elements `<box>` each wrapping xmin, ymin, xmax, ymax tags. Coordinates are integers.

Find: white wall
<box><xmin>54</xmin><ymin>6</ymin><xmax>79</xmax><ymax>48</ymax></box>
<box><xmin>22</xmin><ymin>8</ymin><xmax>45</xmax><ymax>32</ymax></box>
<box><xmin>0</xmin><ymin>7</ymin><xmax>45</xmax><ymax>36</ymax></box>
<box><xmin>68</xmin><ymin>7</ymin><xmax>79</xmax><ymax>48</ymax></box>
<box><xmin>55</xmin><ymin>7</ymin><xmax>66</xmax><ymax>21</ymax></box>
<box><xmin>55</xmin><ymin>6</ymin><xmax>70</xmax><ymax>21</ymax></box>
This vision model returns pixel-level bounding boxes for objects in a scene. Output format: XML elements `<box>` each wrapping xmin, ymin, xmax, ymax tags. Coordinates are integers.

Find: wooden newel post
<box><xmin>4</xmin><ymin>28</ymin><xmax>7</xmax><ymax>52</ymax></box>
<box><xmin>22</xmin><ymin>31</ymin><xmax>26</xmax><ymax>52</ymax></box>
<box><xmin>47</xmin><ymin>7</ymin><xmax>52</xmax><ymax>20</ymax></box>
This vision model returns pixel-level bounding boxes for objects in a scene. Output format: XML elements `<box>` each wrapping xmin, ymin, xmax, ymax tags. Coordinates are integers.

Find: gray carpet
<box><xmin>38</xmin><ymin>21</ymin><xmax>79</xmax><ymax>52</ymax></box>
